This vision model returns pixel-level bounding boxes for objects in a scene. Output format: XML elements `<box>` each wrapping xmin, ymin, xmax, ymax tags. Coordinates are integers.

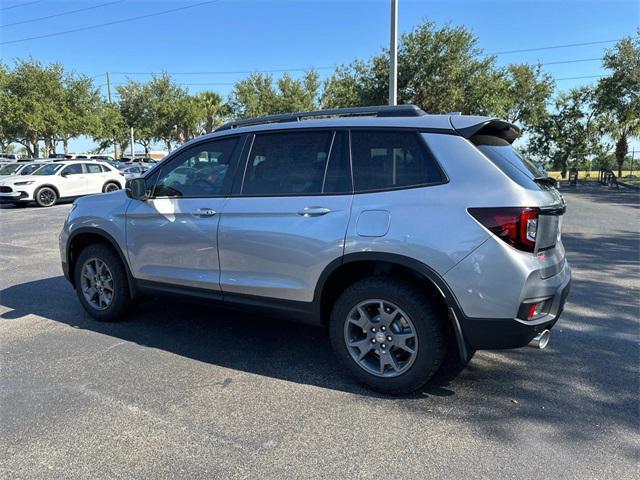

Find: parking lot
<box><xmin>0</xmin><ymin>184</ymin><xmax>638</xmax><ymax>479</ymax></box>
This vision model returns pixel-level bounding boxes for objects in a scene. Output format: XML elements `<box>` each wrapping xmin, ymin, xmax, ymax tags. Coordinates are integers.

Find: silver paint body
<box><xmin>60</xmin><ymin>114</ymin><xmax>570</xmax><ymax>322</ymax></box>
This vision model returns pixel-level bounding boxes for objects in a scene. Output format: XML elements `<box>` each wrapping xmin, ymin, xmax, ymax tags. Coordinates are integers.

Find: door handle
<box><xmin>194</xmin><ymin>208</ymin><xmax>217</xmax><ymax>217</ymax></box>
<box><xmin>297</xmin><ymin>206</ymin><xmax>332</xmax><ymax>217</ymax></box>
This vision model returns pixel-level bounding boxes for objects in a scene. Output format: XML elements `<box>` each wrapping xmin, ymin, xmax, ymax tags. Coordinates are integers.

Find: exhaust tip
<box><xmin>529</xmin><ymin>329</ymin><xmax>551</xmax><ymax>349</ymax></box>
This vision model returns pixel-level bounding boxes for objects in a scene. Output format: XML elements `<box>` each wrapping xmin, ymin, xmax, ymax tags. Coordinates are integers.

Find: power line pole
<box><xmin>389</xmin><ymin>0</ymin><xmax>398</xmax><ymax>106</ymax></box>
<box><xmin>106</xmin><ymin>71</ymin><xmax>118</xmax><ymax>159</ymax></box>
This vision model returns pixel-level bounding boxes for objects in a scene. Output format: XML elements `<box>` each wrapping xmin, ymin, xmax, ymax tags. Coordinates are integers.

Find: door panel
<box><xmin>126</xmin><ymin>197</ymin><xmax>226</xmax><ymax>290</ymax></box>
<box><xmin>218</xmin><ymin>129</ymin><xmax>352</xmax><ymax>303</ymax></box>
<box><xmin>125</xmin><ymin>136</ymin><xmax>242</xmax><ymax>290</ymax></box>
<box><xmin>58</xmin><ymin>164</ymin><xmax>87</xmax><ymax>196</ymax></box>
<box><xmin>218</xmin><ymin>195</ymin><xmax>351</xmax><ymax>302</ymax></box>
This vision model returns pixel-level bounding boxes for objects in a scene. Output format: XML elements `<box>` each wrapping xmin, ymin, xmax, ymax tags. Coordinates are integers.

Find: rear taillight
<box><xmin>468</xmin><ymin>207</ymin><xmax>540</xmax><ymax>253</ymax></box>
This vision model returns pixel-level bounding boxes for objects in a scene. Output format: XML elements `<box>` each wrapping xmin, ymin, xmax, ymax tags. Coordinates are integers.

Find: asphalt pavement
<box><xmin>1</xmin><ymin>184</ymin><xmax>638</xmax><ymax>479</ymax></box>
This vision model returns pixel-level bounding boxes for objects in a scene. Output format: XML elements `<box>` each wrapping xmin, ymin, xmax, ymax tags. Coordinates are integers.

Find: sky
<box><xmin>0</xmin><ymin>0</ymin><xmax>638</xmax><ymax>154</ymax></box>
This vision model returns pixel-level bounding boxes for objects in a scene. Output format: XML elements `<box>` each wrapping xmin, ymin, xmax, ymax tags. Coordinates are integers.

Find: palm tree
<box><xmin>596</xmin><ymin>34</ymin><xmax>640</xmax><ymax>177</ymax></box>
<box><xmin>195</xmin><ymin>91</ymin><xmax>229</xmax><ymax>133</ymax></box>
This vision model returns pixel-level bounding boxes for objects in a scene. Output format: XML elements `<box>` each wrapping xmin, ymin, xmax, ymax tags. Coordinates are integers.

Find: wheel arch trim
<box><xmin>66</xmin><ymin>226</ymin><xmax>137</xmax><ymax>298</ymax></box>
<box><xmin>314</xmin><ymin>251</ymin><xmax>471</xmax><ymax>362</ymax></box>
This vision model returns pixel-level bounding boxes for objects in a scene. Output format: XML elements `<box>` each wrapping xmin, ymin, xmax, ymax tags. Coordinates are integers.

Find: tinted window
<box><xmin>153</xmin><ymin>137</ymin><xmax>238</xmax><ymax>197</ymax></box>
<box><xmin>472</xmin><ymin>135</ymin><xmax>544</xmax><ymax>187</ymax></box>
<box><xmin>20</xmin><ymin>164</ymin><xmax>41</xmax><ymax>175</ymax></box>
<box><xmin>85</xmin><ymin>163</ymin><xmax>102</xmax><ymax>173</ymax></box>
<box><xmin>61</xmin><ymin>164</ymin><xmax>84</xmax><ymax>175</ymax></box>
<box><xmin>0</xmin><ymin>163</ymin><xmax>21</xmax><ymax>175</ymax></box>
<box><xmin>242</xmin><ymin>131</ymin><xmax>333</xmax><ymax>195</ymax></box>
<box><xmin>351</xmin><ymin>131</ymin><xmax>444</xmax><ymax>192</ymax></box>
<box><xmin>33</xmin><ymin>164</ymin><xmax>63</xmax><ymax>175</ymax></box>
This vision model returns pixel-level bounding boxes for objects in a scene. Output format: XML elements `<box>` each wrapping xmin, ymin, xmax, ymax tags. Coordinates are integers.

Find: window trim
<box><xmin>146</xmin><ymin>135</ymin><xmax>243</xmax><ymax>200</ymax></box>
<box><xmin>237</xmin><ymin>128</ymin><xmax>353</xmax><ymax>198</ymax></box>
<box><xmin>349</xmin><ymin>127</ymin><xmax>449</xmax><ymax>194</ymax></box>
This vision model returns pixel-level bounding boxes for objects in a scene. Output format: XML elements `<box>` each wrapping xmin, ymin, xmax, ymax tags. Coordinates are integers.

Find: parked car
<box><xmin>120</xmin><ymin>164</ymin><xmax>148</xmax><ymax>180</ymax></box>
<box><xmin>0</xmin><ymin>153</ymin><xmax>21</xmax><ymax>161</ymax></box>
<box><xmin>0</xmin><ymin>161</ymin><xmax>48</xmax><ymax>179</ymax></box>
<box><xmin>59</xmin><ymin>105</ymin><xmax>570</xmax><ymax>394</ymax></box>
<box><xmin>0</xmin><ymin>160</ymin><xmax>124</xmax><ymax>207</ymax></box>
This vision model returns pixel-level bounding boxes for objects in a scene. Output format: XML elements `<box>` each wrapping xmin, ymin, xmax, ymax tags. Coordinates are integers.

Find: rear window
<box><xmin>351</xmin><ymin>130</ymin><xmax>445</xmax><ymax>192</ymax></box>
<box><xmin>472</xmin><ymin>135</ymin><xmax>544</xmax><ymax>187</ymax></box>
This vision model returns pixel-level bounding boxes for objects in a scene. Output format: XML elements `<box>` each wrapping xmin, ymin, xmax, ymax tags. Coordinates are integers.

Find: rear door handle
<box><xmin>297</xmin><ymin>206</ymin><xmax>332</xmax><ymax>217</ymax></box>
<box><xmin>194</xmin><ymin>208</ymin><xmax>217</xmax><ymax>217</ymax></box>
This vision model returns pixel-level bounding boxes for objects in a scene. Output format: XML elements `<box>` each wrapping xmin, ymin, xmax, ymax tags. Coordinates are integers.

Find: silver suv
<box><xmin>60</xmin><ymin>105</ymin><xmax>571</xmax><ymax>394</ymax></box>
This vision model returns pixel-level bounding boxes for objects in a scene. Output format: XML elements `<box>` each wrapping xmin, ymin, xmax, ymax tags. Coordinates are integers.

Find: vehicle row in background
<box><xmin>0</xmin><ymin>160</ymin><xmax>125</xmax><ymax>207</ymax></box>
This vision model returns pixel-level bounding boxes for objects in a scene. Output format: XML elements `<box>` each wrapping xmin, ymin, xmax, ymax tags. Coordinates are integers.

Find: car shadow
<box><xmin>0</xmin><ymin>275</ymin><xmax>427</xmax><ymax>399</ymax></box>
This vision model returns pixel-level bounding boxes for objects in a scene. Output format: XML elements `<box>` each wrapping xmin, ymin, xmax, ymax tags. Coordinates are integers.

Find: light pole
<box><xmin>389</xmin><ymin>0</ymin><xmax>398</xmax><ymax>105</ymax></box>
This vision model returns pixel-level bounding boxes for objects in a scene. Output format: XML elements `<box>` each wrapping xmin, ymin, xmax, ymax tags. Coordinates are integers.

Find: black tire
<box><xmin>103</xmin><ymin>182</ymin><xmax>120</xmax><ymax>193</ymax></box>
<box><xmin>329</xmin><ymin>277</ymin><xmax>445</xmax><ymax>394</ymax></box>
<box><xmin>34</xmin><ymin>186</ymin><xmax>57</xmax><ymax>207</ymax></box>
<box><xmin>74</xmin><ymin>243</ymin><xmax>132</xmax><ymax>322</ymax></box>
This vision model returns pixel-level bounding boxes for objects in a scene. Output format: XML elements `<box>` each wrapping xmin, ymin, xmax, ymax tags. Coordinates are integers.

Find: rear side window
<box><xmin>350</xmin><ymin>130</ymin><xmax>445</xmax><ymax>192</ymax></box>
<box><xmin>242</xmin><ymin>131</ymin><xmax>334</xmax><ymax>195</ymax></box>
<box><xmin>472</xmin><ymin>135</ymin><xmax>544</xmax><ymax>187</ymax></box>
<box><xmin>85</xmin><ymin>163</ymin><xmax>102</xmax><ymax>173</ymax></box>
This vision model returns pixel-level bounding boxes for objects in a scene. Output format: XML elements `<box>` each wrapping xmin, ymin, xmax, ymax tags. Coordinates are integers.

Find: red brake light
<box><xmin>468</xmin><ymin>207</ymin><xmax>540</xmax><ymax>253</ymax></box>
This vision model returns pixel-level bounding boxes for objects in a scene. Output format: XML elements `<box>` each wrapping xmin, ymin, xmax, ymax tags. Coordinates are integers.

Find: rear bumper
<box><xmin>458</xmin><ymin>269</ymin><xmax>571</xmax><ymax>350</ymax></box>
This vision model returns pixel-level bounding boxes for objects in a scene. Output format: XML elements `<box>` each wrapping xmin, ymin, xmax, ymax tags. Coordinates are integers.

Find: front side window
<box><xmin>242</xmin><ymin>131</ymin><xmax>334</xmax><ymax>195</ymax></box>
<box><xmin>351</xmin><ymin>130</ymin><xmax>445</xmax><ymax>192</ymax></box>
<box><xmin>153</xmin><ymin>137</ymin><xmax>239</xmax><ymax>197</ymax></box>
<box><xmin>61</xmin><ymin>164</ymin><xmax>84</xmax><ymax>176</ymax></box>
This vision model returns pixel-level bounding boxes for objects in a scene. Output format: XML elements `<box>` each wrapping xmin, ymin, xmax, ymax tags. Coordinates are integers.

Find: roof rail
<box><xmin>215</xmin><ymin>104</ymin><xmax>426</xmax><ymax>131</ymax></box>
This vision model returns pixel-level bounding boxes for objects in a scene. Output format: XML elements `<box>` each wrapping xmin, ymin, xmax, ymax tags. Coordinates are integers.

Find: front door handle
<box><xmin>194</xmin><ymin>208</ymin><xmax>217</xmax><ymax>217</ymax></box>
<box><xmin>297</xmin><ymin>206</ymin><xmax>332</xmax><ymax>217</ymax></box>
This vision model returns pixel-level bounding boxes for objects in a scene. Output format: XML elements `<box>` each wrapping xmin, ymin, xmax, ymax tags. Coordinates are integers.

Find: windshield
<box><xmin>33</xmin><ymin>163</ymin><xmax>64</xmax><ymax>175</ymax></box>
<box><xmin>0</xmin><ymin>163</ymin><xmax>21</xmax><ymax>175</ymax></box>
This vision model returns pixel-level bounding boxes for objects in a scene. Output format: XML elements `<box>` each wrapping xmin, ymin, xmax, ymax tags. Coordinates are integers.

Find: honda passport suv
<box><xmin>60</xmin><ymin>105</ymin><xmax>571</xmax><ymax>394</ymax></box>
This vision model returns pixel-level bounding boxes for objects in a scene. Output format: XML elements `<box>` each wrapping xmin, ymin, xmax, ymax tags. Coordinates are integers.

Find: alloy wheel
<box><xmin>80</xmin><ymin>257</ymin><xmax>115</xmax><ymax>310</ymax></box>
<box><xmin>344</xmin><ymin>299</ymin><xmax>418</xmax><ymax>377</ymax></box>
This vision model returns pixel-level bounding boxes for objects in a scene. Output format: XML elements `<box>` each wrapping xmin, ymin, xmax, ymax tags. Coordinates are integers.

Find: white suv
<box><xmin>0</xmin><ymin>160</ymin><xmax>124</xmax><ymax>207</ymax></box>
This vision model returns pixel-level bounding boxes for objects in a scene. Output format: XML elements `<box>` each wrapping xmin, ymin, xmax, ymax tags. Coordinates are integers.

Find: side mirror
<box><xmin>61</xmin><ymin>172</ymin><xmax>69</xmax><ymax>178</ymax></box>
<box><xmin>125</xmin><ymin>177</ymin><xmax>148</xmax><ymax>200</ymax></box>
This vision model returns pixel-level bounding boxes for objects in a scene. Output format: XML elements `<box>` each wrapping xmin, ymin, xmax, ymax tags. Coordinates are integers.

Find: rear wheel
<box><xmin>329</xmin><ymin>277</ymin><xmax>445</xmax><ymax>394</ymax></box>
<box><xmin>103</xmin><ymin>182</ymin><xmax>120</xmax><ymax>193</ymax></box>
<box><xmin>74</xmin><ymin>243</ymin><xmax>132</xmax><ymax>322</ymax></box>
<box><xmin>34</xmin><ymin>187</ymin><xmax>57</xmax><ymax>207</ymax></box>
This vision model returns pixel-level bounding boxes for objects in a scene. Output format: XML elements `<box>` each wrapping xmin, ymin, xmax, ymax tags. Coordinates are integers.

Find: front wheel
<box><xmin>34</xmin><ymin>187</ymin><xmax>57</xmax><ymax>207</ymax></box>
<box><xmin>74</xmin><ymin>243</ymin><xmax>132</xmax><ymax>322</ymax></box>
<box><xmin>329</xmin><ymin>277</ymin><xmax>445</xmax><ymax>394</ymax></box>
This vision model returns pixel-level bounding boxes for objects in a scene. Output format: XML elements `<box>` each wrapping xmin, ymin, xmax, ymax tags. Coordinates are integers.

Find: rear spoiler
<box><xmin>449</xmin><ymin>116</ymin><xmax>521</xmax><ymax>144</ymax></box>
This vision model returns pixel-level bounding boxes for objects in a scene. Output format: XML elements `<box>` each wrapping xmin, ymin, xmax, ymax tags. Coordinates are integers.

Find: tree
<box><xmin>230</xmin><ymin>70</ymin><xmax>319</xmax><ymax>118</ymax></box>
<box><xmin>596</xmin><ymin>33</ymin><xmax>640</xmax><ymax>177</ymax></box>
<box><xmin>527</xmin><ymin>87</ymin><xmax>605</xmax><ymax>176</ymax></box>
<box><xmin>2</xmin><ymin>59</ymin><xmax>66</xmax><ymax>157</ymax></box>
<box><xmin>116</xmin><ymin>79</ymin><xmax>154</xmax><ymax>154</ymax></box>
<box><xmin>145</xmin><ymin>73</ymin><xmax>191</xmax><ymax>151</ymax></box>
<box><xmin>57</xmin><ymin>75</ymin><xmax>102</xmax><ymax>154</ymax></box>
<box><xmin>93</xmin><ymin>101</ymin><xmax>129</xmax><ymax>155</ymax></box>
<box><xmin>323</xmin><ymin>21</ymin><xmax>510</xmax><ymax>115</ymax></box>
<box><xmin>194</xmin><ymin>91</ymin><xmax>229</xmax><ymax>133</ymax></box>
<box><xmin>503</xmin><ymin>64</ymin><xmax>555</xmax><ymax>129</ymax></box>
